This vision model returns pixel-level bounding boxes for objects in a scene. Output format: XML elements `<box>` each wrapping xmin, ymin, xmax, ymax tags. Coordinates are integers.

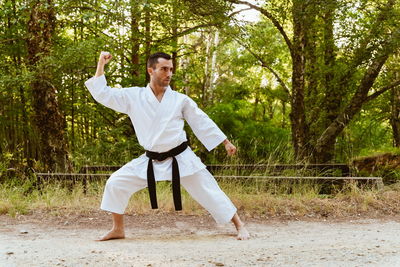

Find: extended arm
<box><xmin>183</xmin><ymin>97</ymin><xmax>237</xmax><ymax>156</ymax></box>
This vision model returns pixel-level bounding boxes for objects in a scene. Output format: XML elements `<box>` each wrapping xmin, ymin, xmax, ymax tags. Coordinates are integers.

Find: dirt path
<box><xmin>1</xmin><ymin>213</ymin><xmax>400</xmax><ymax>266</ymax></box>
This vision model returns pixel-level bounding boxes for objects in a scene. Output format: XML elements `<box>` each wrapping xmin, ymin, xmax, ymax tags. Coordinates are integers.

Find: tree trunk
<box><xmin>130</xmin><ymin>0</ymin><xmax>141</xmax><ymax>79</ymax></box>
<box><xmin>313</xmin><ymin>0</ymin><xmax>399</xmax><ymax>162</ymax></box>
<box><xmin>315</xmin><ymin>53</ymin><xmax>390</xmax><ymax>159</ymax></box>
<box><xmin>290</xmin><ymin>0</ymin><xmax>309</xmax><ymax>160</ymax></box>
<box><xmin>171</xmin><ymin>1</ymin><xmax>179</xmax><ymax>90</ymax></box>
<box><xmin>71</xmin><ymin>82</ymin><xmax>75</xmax><ymax>151</ymax></box>
<box><xmin>390</xmin><ymin>84</ymin><xmax>400</xmax><ymax>147</ymax></box>
<box><xmin>311</xmin><ymin>0</ymin><xmax>339</xmax><ymax>163</ymax></box>
<box><xmin>281</xmin><ymin>100</ymin><xmax>286</xmax><ymax>128</ymax></box>
<box><xmin>228</xmin><ymin>0</ymin><xmax>399</xmax><ymax>164</ymax></box>
<box><xmin>209</xmin><ymin>30</ymin><xmax>219</xmax><ymax>103</ymax></box>
<box><xmin>26</xmin><ymin>0</ymin><xmax>69</xmax><ymax>172</ymax></box>
<box><xmin>144</xmin><ymin>6</ymin><xmax>151</xmax><ymax>84</ymax></box>
<box><xmin>253</xmin><ymin>92</ymin><xmax>259</xmax><ymax>120</ymax></box>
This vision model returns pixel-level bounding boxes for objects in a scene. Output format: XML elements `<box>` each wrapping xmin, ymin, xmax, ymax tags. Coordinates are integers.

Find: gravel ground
<box><xmin>1</xmin><ymin>214</ymin><xmax>400</xmax><ymax>266</ymax></box>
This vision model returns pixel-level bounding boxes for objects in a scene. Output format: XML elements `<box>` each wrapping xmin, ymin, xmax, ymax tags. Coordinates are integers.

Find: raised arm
<box><xmin>85</xmin><ymin>51</ymin><xmax>132</xmax><ymax>114</ymax></box>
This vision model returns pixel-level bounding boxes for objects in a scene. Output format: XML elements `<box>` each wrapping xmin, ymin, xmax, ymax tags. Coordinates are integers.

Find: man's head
<box><xmin>147</xmin><ymin>52</ymin><xmax>173</xmax><ymax>88</ymax></box>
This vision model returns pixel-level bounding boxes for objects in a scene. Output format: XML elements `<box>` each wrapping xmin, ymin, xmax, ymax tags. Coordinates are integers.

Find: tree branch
<box><xmin>338</xmin><ymin>0</ymin><xmax>396</xmax><ymax>88</ymax></box>
<box><xmin>227</xmin><ymin>7</ymin><xmax>253</xmax><ymax>18</ymax></box>
<box><xmin>232</xmin><ymin>36</ymin><xmax>291</xmax><ymax>98</ymax></box>
<box><xmin>316</xmin><ymin>21</ymin><xmax>400</xmax><ymax>152</ymax></box>
<box><xmin>315</xmin><ymin>53</ymin><xmax>391</xmax><ymax>152</ymax></box>
<box><xmin>225</xmin><ymin>0</ymin><xmax>293</xmax><ymax>54</ymax></box>
<box><xmin>365</xmin><ymin>80</ymin><xmax>400</xmax><ymax>102</ymax></box>
<box><xmin>153</xmin><ymin>22</ymin><xmax>220</xmax><ymax>43</ymax></box>
<box><xmin>0</xmin><ymin>37</ymin><xmax>27</xmax><ymax>43</ymax></box>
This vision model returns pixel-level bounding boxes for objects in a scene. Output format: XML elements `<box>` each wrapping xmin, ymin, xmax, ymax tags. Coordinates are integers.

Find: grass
<box><xmin>1</xmin><ymin>176</ymin><xmax>400</xmax><ymax>220</ymax></box>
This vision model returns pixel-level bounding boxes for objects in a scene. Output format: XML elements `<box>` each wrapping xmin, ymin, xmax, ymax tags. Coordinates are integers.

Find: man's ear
<box><xmin>147</xmin><ymin>67</ymin><xmax>153</xmax><ymax>75</ymax></box>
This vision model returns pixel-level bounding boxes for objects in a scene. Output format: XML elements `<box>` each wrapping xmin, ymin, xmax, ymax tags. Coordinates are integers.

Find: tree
<box><xmin>391</xmin><ymin>84</ymin><xmax>400</xmax><ymax>147</ymax></box>
<box><xmin>26</xmin><ymin>0</ymin><xmax>70</xmax><ymax>171</ymax></box>
<box><xmin>225</xmin><ymin>0</ymin><xmax>400</xmax><ymax>162</ymax></box>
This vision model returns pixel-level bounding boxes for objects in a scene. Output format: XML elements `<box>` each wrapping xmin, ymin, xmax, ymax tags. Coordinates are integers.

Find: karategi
<box><xmin>85</xmin><ymin>75</ymin><xmax>237</xmax><ymax>224</ymax></box>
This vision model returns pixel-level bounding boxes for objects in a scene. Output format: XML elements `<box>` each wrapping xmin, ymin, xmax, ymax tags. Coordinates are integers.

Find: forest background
<box><xmin>0</xmin><ymin>0</ymin><xmax>399</xmax><ymax>175</ymax></box>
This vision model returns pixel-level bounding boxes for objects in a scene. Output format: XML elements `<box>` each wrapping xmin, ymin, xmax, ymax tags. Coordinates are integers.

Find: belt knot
<box><xmin>145</xmin><ymin>142</ymin><xmax>188</xmax><ymax>211</ymax></box>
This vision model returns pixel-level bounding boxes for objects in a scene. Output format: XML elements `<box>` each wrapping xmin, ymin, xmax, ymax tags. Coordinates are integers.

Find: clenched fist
<box><xmin>95</xmin><ymin>51</ymin><xmax>112</xmax><ymax>77</ymax></box>
<box><xmin>98</xmin><ymin>51</ymin><xmax>113</xmax><ymax>66</ymax></box>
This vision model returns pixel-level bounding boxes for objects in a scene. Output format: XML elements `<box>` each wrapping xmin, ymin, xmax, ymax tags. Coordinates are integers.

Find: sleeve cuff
<box><xmin>84</xmin><ymin>74</ymin><xmax>106</xmax><ymax>90</ymax></box>
<box><xmin>204</xmin><ymin>134</ymin><xmax>227</xmax><ymax>151</ymax></box>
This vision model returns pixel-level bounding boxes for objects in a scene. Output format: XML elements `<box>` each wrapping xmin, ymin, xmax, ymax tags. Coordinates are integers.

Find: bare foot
<box><xmin>236</xmin><ymin>226</ymin><xmax>250</xmax><ymax>240</ymax></box>
<box><xmin>97</xmin><ymin>228</ymin><xmax>125</xmax><ymax>241</ymax></box>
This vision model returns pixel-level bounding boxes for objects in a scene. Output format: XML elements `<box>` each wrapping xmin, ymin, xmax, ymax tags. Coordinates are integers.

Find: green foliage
<box><xmin>0</xmin><ymin>0</ymin><xmax>399</xmax><ymax>171</ymax></box>
<box><xmin>0</xmin><ymin>152</ymin><xmax>13</xmax><ymax>178</ymax></box>
<box><xmin>335</xmin><ymin>114</ymin><xmax>394</xmax><ymax>162</ymax></box>
<box><xmin>202</xmin><ymin>101</ymin><xmax>292</xmax><ymax>163</ymax></box>
<box><xmin>72</xmin><ymin>124</ymin><xmax>144</xmax><ymax>168</ymax></box>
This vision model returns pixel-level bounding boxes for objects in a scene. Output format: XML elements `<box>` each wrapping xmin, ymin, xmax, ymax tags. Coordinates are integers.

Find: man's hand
<box><xmin>95</xmin><ymin>51</ymin><xmax>112</xmax><ymax>77</ymax></box>
<box><xmin>98</xmin><ymin>51</ymin><xmax>112</xmax><ymax>65</ymax></box>
<box><xmin>223</xmin><ymin>139</ymin><xmax>237</xmax><ymax>156</ymax></box>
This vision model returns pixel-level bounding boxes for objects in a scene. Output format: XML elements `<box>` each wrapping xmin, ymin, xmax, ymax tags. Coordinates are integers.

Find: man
<box><xmin>85</xmin><ymin>51</ymin><xmax>249</xmax><ymax>241</ymax></box>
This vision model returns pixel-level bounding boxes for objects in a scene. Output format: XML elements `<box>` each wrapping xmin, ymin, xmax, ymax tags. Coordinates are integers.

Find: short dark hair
<box><xmin>147</xmin><ymin>52</ymin><xmax>172</xmax><ymax>69</ymax></box>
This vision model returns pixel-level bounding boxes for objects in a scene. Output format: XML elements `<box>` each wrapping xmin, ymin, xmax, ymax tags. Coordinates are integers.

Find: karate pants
<box><xmin>100</xmin><ymin>166</ymin><xmax>237</xmax><ymax>224</ymax></box>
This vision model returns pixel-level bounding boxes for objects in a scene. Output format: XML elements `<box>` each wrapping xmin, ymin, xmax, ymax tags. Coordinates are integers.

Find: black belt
<box><xmin>145</xmin><ymin>141</ymin><xmax>188</xmax><ymax>211</ymax></box>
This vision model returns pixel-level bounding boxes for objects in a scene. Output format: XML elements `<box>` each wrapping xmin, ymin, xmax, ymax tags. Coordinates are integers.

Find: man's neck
<box><xmin>149</xmin><ymin>82</ymin><xmax>167</xmax><ymax>97</ymax></box>
<box><xmin>149</xmin><ymin>82</ymin><xmax>167</xmax><ymax>102</ymax></box>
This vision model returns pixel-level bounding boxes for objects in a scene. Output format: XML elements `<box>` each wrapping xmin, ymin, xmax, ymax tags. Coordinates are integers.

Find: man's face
<box><xmin>148</xmin><ymin>58</ymin><xmax>173</xmax><ymax>88</ymax></box>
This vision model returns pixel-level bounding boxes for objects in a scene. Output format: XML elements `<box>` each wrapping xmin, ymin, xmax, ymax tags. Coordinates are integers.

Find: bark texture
<box><xmin>26</xmin><ymin>0</ymin><xmax>69</xmax><ymax>171</ymax></box>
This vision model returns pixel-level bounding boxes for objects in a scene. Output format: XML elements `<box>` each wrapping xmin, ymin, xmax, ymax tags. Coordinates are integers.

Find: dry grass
<box><xmin>1</xmin><ymin>177</ymin><xmax>400</xmax><ymax>220</ymax></box>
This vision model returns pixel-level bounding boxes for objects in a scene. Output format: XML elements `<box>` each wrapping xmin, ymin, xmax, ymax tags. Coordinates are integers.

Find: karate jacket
<box><xmin>84</xmin><ymin>75</ymin><xmax>227</xmax><ymax>181</ymax></box>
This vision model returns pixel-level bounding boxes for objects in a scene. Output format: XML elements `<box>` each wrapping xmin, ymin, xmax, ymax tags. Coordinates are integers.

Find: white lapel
<box><xmin>144</xmin><ymin>85</ymin><xmax>176</xmax><ymax>149</ymax></box>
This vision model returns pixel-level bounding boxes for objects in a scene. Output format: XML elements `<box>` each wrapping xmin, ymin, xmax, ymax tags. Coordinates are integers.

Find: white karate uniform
<box><xmin>84</xmin><ymin>75</ymin><xmax>237</xmax><ymax>224</ymax></box>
